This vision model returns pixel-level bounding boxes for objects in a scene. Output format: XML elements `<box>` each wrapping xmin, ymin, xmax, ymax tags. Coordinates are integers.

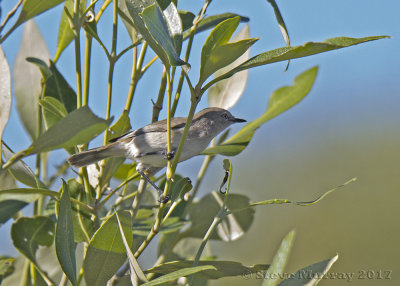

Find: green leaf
<box><xmin>29</xmin><ymin>106</ymin><xmax>111</xmax><ymax>154</ymax></box>
<box><xmin>208</xmin><ymin>24</ymin><xmax>251</xmax><ymax>109</ymax></box>
<box><xmin>83</xmin><ymin>211</ymin><xmax>132</xmax><ymax>286</ymax></box>
<box><xmin>0</xmin><ymin>256</ymin><xmax>15</xmax><ymax>281</ymax></box>
<box><xmin>266</xmin><ymin>0</ymin><xmax>290</xmax><ymax>46</ymax></box>
<box><xmin>133</xmin><ymin>215</ymin><xmax>186</xmax><ymax>236</ymax></box>
<box><xmin>13</xmin><ymin>20</ymin><xmax>50</xmax><ymax>139</ymax></box>
<box><xmin>199</xmin><ymin>17</ymin><xmax>257</xmax><ymax>84</ymax></box>
<box><xmin>65</xmin><ymin>179</ymin><xmax>95</xmax><ymax>243</ymax></box>
<box><xmin>0</xmin><ymin>200</ymin><xmax>27</xmax><ymax>225</ymax></box>
<box><xmin>146</xmin><ymin>260</ymin><xmax>269</xmax><ymax>280</ymax></box>
<box><xmin>27</xmin><ymin>58</ymin><xmax>77</xmax><ymax>113</ymax></box>
<box><xmin>0</xmin><ymin>188</ymin><xmax>58</xmax><ymax>201</ymax></box>
<box><xmin>202</xmin><ymin>39</ymin><xmax>258</xmax><ymax>86</ymax></box>
<box><xmin>55</xmin><ymin>181</ymin><xmax>77</xmax><ymax>286</ymax></box>
<box><xmin>118</xmin><ymin>0</ymin><xmax>138</xmax><ymax>42</ymax></box>
<box><xmin>140</xmin><ymin>3</ymin><xmax>185</xmax><ymax>67</ymax></box>
<box><xmin>1</xmin><ymin>0</ymin><xmax>65</xmax><ymax>42</ymax></box>
<box><xmin>116</xmin><ymin>212</ymin><xmax>148</xmax><ymax>283</ymax></box>
<box><xmin>0</xmin><ymin>46</ymin><xmax>11</xmax><ymax>147</ymax></box>
<box><xmin>54</xmin><ymin>0</ymin><xmax>86</xmax><ymax>62</ymax></box>
<box><xmin>142</xmin><ymin>265</ymin><xmax>217</xmax><ymax>286</ymax></box>
<box><xmin>100</xmin><ymin>111</ymin><xmax>132</xmax><ymax>187</ymax></box>
<box><xmin>184</xmin><ymin>13</ymin><xmax>249</xmax><ymax>39</ymax></box>
<box><xmin>262</xmin><ymin>230</ymin><xmax>296</xmax><ymax>286</ymax></box>
<box><xmin>200</xmin><ymin>16</ymin><xmax>239</xmax><ymax>83</ymax></box>
<box><xmin>278</xmin><ymin>255</ymin><xmax>339</xmax><ymax>286</ymax></box>
<box><xmin>0</xmin><ymin>187</ymin><xmax>95</xmax><ymax>214</ymax></box>
<box><xmin>183</xmin><ymin>192</ymin><xmax>254</xmax><ymax>241</ymax></box>
<box><xmin>83</xmin><ymin>17</ymin><xmax>111</xmax><ymax>59</ymax></box>
<box><xmin>39</xmin><ymin>96</ymin><xmax>69</xmax><ymax>128</ymax></box>
<box><xmin>11</xmin><ymin>216</ymin><xmax>55</xmax><ymax>263</ymax></box>
<box><xmin>159</xmin><ymin>174</ymin><xmax>192</xmax><ymax>202</ymax></box>
<box><xmin>0</xmin><ymin>167</ymin><xmax>17</xmax><ymax>190</ymax></box>
<box><xmin>113</xmin><ymin>163</ymin><xmax>136</xmax><ymax>180</ymax></box>
<box><xmin>2</xmin><ymin>142</ymin><xmax>44</xmax><ymax>188</ymax></box>
<box><xmin>208</xmin><ymin>36</ymin><xmax>389</xmax><ymax>87</ymax></box>
<box><xmin>203</xmin><ymin>66</ymin><xmax>318</xmax><ymax>156</ymax></box>
<box><xmin>125</xmin><ymin>0</ymin><xmax>187</xmax><ymax>68</ymax></box>
<box><xmin>179</xmin><ymin>10</ymin><xmax>195</xmax><ymax>32</ymax></box>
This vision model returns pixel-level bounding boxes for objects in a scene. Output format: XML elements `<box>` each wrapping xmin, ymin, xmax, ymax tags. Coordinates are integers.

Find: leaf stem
<box><xmin>151</xmin><ymin>68</ymin><xmax>167</xmax><ymax>122</ymax></box>
<box><xmin>73</xmin><ymin>0</ymin><xmax>83</xmax><ymax>108</ymax></box>
<box><xmin>124</xmin><ymin>42</ymin><xmax>147</xmax><ymax>112</ymax></box>
<box><xmin>188</xmin><ymin>162</ymin><xmax>232</xmax><ymax>285</ymax></box>
<box><xmin>83</xmin><ymin>31</ymin><xmax>93</xmax><ymax>106</ymax></box>
<box><xmin>95</xmin><ymin>0</ymin><xmax>112</xmax><ymax>22</ymax></box>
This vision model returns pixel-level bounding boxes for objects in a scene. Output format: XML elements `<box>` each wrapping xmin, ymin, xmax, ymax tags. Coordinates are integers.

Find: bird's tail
<box><xmin>67</xmin><ymin>142</ymin><xmax>126</xmax><ymax>168</ymax></box>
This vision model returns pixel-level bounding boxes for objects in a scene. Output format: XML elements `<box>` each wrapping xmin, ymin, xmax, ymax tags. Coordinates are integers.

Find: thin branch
<box><xmin>0</xmin><ymin>0</ymin><xmax>23</xmax><ymax>35</ymax></box>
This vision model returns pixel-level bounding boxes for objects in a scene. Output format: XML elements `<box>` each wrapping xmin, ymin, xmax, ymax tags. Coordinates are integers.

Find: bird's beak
<box><xmin>232</xmin><ymin>117</ymin><xmax>246</xmax><ymax>123</ymax></box>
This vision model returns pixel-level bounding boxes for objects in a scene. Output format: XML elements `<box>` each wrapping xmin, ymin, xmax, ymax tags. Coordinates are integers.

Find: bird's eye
<box><xmin>222</xmin><ymin>113</ymin><xmax>229</xmax><ymax>120</ymax></box>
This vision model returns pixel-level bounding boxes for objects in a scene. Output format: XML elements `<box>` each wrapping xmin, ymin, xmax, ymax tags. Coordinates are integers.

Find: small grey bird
<box><xmin>67</xmin><ymin>107</ymin><xmax>246</xmax><ymax>201</ymax></box>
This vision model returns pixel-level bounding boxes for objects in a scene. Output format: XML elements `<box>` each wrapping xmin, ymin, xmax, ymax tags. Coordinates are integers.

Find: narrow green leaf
<box><xmin>116</xmin><ymin>212</ymin><xmax>148</xmax><ymax>283</ymax></box>
<box><xmin>140</xmin><ymin>3</ymin><xmax>185</xmax><ymax>67</ymax></box>
<box><xmin>113</xmin><ymin>163</ymin><xmax>136</xmax><ymax>180</ymax></box>
<box><xmin>160</xmin><ymin>174</ymin><xmax>193</xmax><ymax>202</ymax></box>
<box><xmin>208</xmin><ymin>24</ymin><xmax>251</xmax><ymax>109</ymax></box>
<box><xmin>0</xmin><ymin>188</ymin><xmax>58</xmax><ymax>201</ymax></box>
<box><xmin>125</xmin><ymin>0</ymin><xmax>187</xmax><ymax>67</ymax></box>
<box><xmin>262</xmin><ymin>230</ymin><xmax>296</xmax><ymax>286</ymax></box>
<box><xmin>146</xmin><ymin>260</ymin><xmax>269</xmax><ymax>280</ymax></box>
<box><xmin>2</xmin><ymin>142</ymin><xmax>44</xmax><ymax>188</ymax></box>
<box><xmin>11</xmin><ymin>216</ymin><xmax>55</xmax><ymax>263</ymax></box>
<box><xmin>183</xmin><ymin>13</ymin><xmax>248</xmax><ymax>39</ymax></box>
<box><xmin>209</xmin><ymin>36</ymin><xmax>389</xmax><ymax>87</ymax></box>
<box><xmin>54</xmin><ymin>0</ymin><xmax>86</xmax><ymax>62</ymax></box>
<box><xmin>0</xmin><ymin>200</ymin><xmax>27</xmax><ymax>225</ymax></box>
<box><xmin>83</xmin><ymin>211</ymin><xmax>132</xmax><ymax>286</ymax></box>
<box><xmin>200</xmin><ymin>16</ymin><xmax>240</xmax><ymax>83</ymax></box>
<box><xmin>13</xmin><ymin>20</ymin><xmax>50</xmax><ymax>139</ymax></box>
<box><xmin>118</xmin><ymin>0</ymin><xmax>138</xmax><ymax>42</ymax></box>
<box><xmin>201</xmin><ymin>38</ymin><xmax>258</xmax><ymax>85</ymax></box>
<box><xmin>0</xmin><ymin>187</ymin><xmax>95</xmax><ymax>213</ymax></box>
<box><xmin>142</xmin><ymin>265</ymin><xmax>217</xmax><ymax>286</ymax></box>
<box><xmin>203</xmin><ymin>66</ymin><xmax>318</xmax><ymax>156</ymax></box>
<box><xmin>179</xmin><ymin>10</ymin><xmax>195</xmax><ymax>32</ymax></box>
<box><xmin>278</xmin><ymin>255</ymin><xmax>339</xmax><ymax>286</ymax></box>
<box><xmin>65</xmin><ymin>179</ymin><xmax>95</xmax><ymax>242</ymax></box>
<box><xmin>55</xmin><ymin>181</ymin><xmax>77</xmax><ymax>286</ymax></box>
<box><xmin>27</xmin><ymin>58</ymin><xmax>77</xmax><ymax>113</ymax></box>
<box><xmin>1</xmin><ymin>0</ymin><xmax>65</xmax><ymax>42</ymax></box>
<box><xmin>163</xmin><ymin>2</ymin><xmax>183</xmax><ymax>55</ymax></box>
<box><xmin>0</xmin><ymin>46</ymin><xmax>11</xmax><ymax>147</ymax></box>
<box><xmin>0</xmin><ymin>167</ymin><xmax>17</xmax><ymax>191</ymax></box>
<box><xmin>39</xmin><ymin>97</ymin><xmax>69</xmax><ymax>128</ymax></box>
<box><xmin>83</xmin><ymin>17</ymin><xmax>111</xmax><ymax>59</ymax></box>
<box><xmin>266</xmin><ymin>0</ymin><xmax>290</xmax><ymax>46</ymax></box>
<box><xmin>29</xmin><ymin>106</ymin><xmax>111</xmax><ymax>154</ymax></box>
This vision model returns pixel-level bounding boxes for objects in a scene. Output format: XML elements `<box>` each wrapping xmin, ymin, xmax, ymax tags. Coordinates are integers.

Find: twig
<box><xmin>0</xmin><ymin>0</ymin><xmax>23</xmax><ymax>35</ymax></box>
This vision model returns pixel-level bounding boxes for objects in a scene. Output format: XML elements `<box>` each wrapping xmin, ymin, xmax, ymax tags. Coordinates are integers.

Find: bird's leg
<box><xmin>138</xmin><ymin>171</ymin><xmax>170</xmax><ymax>203</ymax></box>
<box><xmin>163</xmin><ymin>149</ymin><xmax>176</xmax><ymax>161</ymax></box>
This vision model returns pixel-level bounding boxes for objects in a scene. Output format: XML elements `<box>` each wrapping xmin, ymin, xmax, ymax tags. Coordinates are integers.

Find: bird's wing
<box><xmin>109</xmin><ymin>117</ymin><xmax>187</xmax><ymax>143</ymax></box>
